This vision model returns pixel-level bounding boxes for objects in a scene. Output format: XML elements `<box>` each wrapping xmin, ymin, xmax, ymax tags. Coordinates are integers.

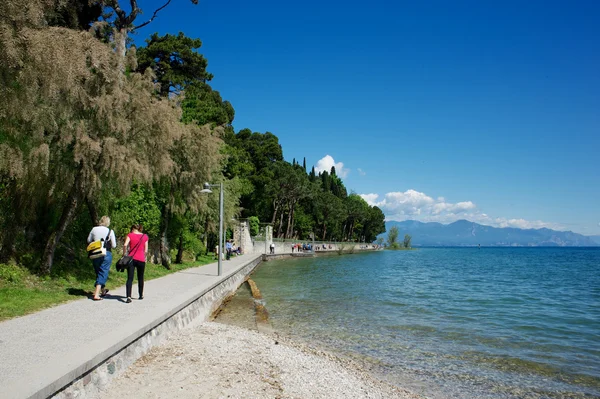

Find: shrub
<box><xmin>0</xmin><ymin>263</ymin><xmax>28</xmax><ymax>284</ymax></box>
<box><xmin>248</xmin><ymin>216</ymin><xmax>260</xmax><ymax>237</ymax></box>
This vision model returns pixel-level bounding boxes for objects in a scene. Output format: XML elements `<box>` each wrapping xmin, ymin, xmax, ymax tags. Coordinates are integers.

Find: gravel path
<box><xmin>100</xmin><ymin>322</ymin><xmax>424</xmax><ymax>399</ymax></box>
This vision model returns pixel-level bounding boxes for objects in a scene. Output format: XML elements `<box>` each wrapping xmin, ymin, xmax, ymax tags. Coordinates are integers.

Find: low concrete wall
<box><xmin>53</xmin><ymin>256</ymin><xmax>262</xmax><ymax>399</ymax></box>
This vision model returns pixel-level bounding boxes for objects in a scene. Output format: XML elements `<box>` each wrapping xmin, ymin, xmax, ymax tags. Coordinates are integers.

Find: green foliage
<box><xmin>167</xmin><ymin>213</ymin><xmax>207</xmax><ymax>262</ymax></box>
<box><xmin>403</xmin><ymin>234</ymin><xmax>412</xmax><ymax>248</ymax></box>
<box><xmin>314</xmin><ymin>190</ymin><xmax>344</xmax><ymax>240</ymax></box>
<box><xmin>364</xmin><ymin>206</ymin><xmax>386</xmax><ymax>242</ymax></box>
<box><xmin>183</xmin><ymin>230</ymin><xmax>206</xmax><ymax>260</ymax></box>
<box><xmin>222</xmin><ymin>141</ymin><xmax>255</xmax><ymax>179</ymax></box>
<box><xmin>387</xmin><ymin>226</ymin><xmax>401</xmax><ymax>249</ymax></box>
<box><xmin>248</xmin><ymin>216</ymin><xmax>260</xmax><ymax>237</ymax></box>
<box><xmin>46</xmin><ymin>0</ymin><xmax>103</xmax><ymax>30</ymax></box>
<box><xmin>265</xmin><ymin>161</ymin><xmax>313</xmax><ymax>238</ymax></box>
<box><xmin>320</xmin><ymin>170</ymin><xmax>347</xmax><ymax>199</ymax></box>
<box><xmin>133</xmin><ymin>31</ymin><xmax>231</xmax><ymax>269</ymax></box>
<box><xmin>111</xmin><ymin>185</ymin><xmax>162</xmax><ymax>238</ymax></box>
<box><xmin>0</xmin><ymin>263</ymin><xmax>27</xmax><ymax>284</ymax></box>
<box><xmin>234</xmin><ymin>129</ymin><xmax>284</xmax><ymax>171</ymax></box>
<box><xmin>182</xmin><ymin>82</ymin><xmax>235</xmax><ymax>126</ymax></box>
<box><xmin>291</xmin><ymin>209</ymin><xmax>315</xmax><ymax>239</ymax></box>
<box><xmin>136</xmin><ymin>32</ymin><xmax>213</xmax><ymax>97</ymax></box>
<box><xmin>224</xmin><ymin>129</ymin><xmax>284</xmax><ymax>222</ymax></box>
<box><xmin>309</xmin><ymin>166</ymin><xmax>316</xmax><ymax>182</ymax></box>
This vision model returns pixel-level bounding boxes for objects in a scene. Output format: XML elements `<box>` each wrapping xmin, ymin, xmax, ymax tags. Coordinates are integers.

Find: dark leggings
<box><xmin>126</xmin><ymin>259</ymin><xmax>146</xmax><ymax>298</ymax></box>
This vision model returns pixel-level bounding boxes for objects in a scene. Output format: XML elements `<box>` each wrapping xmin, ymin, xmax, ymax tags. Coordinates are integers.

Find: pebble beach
<box><xmin>100</xmin><ymin>322</ymin><xmax>424</xmax><ymax>399</ymax></box>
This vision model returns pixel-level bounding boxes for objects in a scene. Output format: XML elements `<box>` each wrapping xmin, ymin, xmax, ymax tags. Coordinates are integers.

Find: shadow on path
<box><xmin>67</xmin><ymin>288</ymin><xmax>91</xmax><ymax>298</ymax></box>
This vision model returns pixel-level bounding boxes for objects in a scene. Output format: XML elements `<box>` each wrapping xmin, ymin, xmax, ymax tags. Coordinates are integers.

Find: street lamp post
<box><xmin>201</xmin><ymin>182</ymin><xmax>224</xmax><ymax>276</ymax></box>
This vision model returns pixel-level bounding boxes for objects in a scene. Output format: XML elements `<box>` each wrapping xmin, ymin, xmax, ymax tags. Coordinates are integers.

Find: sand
<box><xmin>100</xmin><ymin>322</ymin><xmax>424</xmax><ymax>399</ymax></box>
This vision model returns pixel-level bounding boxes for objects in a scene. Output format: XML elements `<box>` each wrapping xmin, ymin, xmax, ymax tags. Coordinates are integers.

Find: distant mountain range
<box><xmin>382</xmin><ymin>220</ymin><xmax>599</xmax><ymax>247</ymax></box>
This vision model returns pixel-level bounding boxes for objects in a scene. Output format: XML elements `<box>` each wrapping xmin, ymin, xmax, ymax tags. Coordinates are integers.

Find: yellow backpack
<box><xmin>87</xmin><ymin>230</ymin><xmax>111</xmax><ymax>259</ymax></box>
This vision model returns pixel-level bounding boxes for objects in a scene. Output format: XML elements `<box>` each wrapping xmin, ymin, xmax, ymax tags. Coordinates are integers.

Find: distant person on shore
<box><xmin>122</xmin><ymin>224</ymin><xmax>148</xmax><ymax>303</ymax></box>
<box><xmin>270</xmin><ymin>242</ymin><xmax>275</xmax><ymax>254</ymax></box>
<box><xmin>231</xmin><ymin>241</ymin><xmax>240</xmax><ymax>255</ymax></box>
<box><xmin>87</xmin><ymin>216</ymin><xmax>117</xmax><ymax>301</ymax></box>
<box><xmin>226</xmin><ymin>240</ymin><xmax>232</xmax><ymax>260</ymax></box>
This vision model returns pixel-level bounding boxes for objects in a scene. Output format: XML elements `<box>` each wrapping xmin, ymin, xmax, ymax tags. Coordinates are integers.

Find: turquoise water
<box><xmin>247</xmin><ymin>248</ymin><xmax>600</xmax><ymax>398</ymax></box>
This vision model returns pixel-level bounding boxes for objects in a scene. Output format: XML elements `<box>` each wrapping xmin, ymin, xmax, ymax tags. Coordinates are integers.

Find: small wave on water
<box><xmin>218</xmin><ymin>248</ymin><xmax>600</xmax><ymax>399</ymax></box>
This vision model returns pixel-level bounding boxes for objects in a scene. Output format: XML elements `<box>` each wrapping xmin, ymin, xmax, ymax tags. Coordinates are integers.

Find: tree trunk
<box><xmin>0</xmin><ymin>230</ymin><xmax>15</xmax><ymax>263</ymax></box>
<box><xmin>175</xmin><ymin>230</ymin><xmax>184</xmax><ymax>264</ymax></box>
<box><xmin>285</xmin><ymin>201</ymin><xmax>295</xmax><ymax>238</ymax></box>
<box><xmin>40</xmin><ymin>172</ymin><xmax>82</xmax><ymax>275</ymax></box>
<box><xmin>0</xmin><ymin>183</ymin><xmax>20</xmax><ymax>263</ymax></box>
<box><xmin>322</xmin><ymin>222</ymin><xmax>327</xmax><ymax>241</ymax></box>
<box><xmin>277</xmin><ymin>209</ymin><xmax>285</xmax><ymax>238</ymax></box>
<box><xmin>203</xmin><ymin>218</ymin><xmax>209</xmax><ymax>255</ymax></box>
<box><xmin>271</xmin><ymin>199</ymin><xmax>279</xmax><ymax>224</ymax></box>
<box><xmin>86</xmin><ymin>196</ymin><xmax>99</xmax><ymax>226</ymax></box>
<box><xmin>158</xmin><ymin>206</ymin><xmax>171</xmax><ymax>269</ymax></box>
<box><xmin>157</xmin><ymin>186</ymin><xmax>174</xmax><ymax>269</ymax></box>
<box><xmin>115</xmin><ymin>28</ymin><xmax>128</xmax><ymax>78</ymax></box>
<box><xmin>207</xmin><ymin>232</ymin><xmax>216</xmax><ymax>256</ymax></box>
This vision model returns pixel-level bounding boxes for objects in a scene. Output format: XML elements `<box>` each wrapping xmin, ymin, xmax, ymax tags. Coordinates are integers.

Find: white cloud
<box><xmin>432</xmin><ymin>201</ymin><xmax>476</xmax><ymax>215</ymax></box>
<box><xmin>357</xmin><ymin>168</ymin><xmax>366</xmax><ymax>176</ymax></box>
<box><xmin>491</xmin><ymin>218</ymin><xmax>557</xmax><ymax>230</ymax></box>
<box><xmin>379</xmin><ymin>190</ymin><xmax>435</xmax><ymax>216</ymax></box>
<box><xmin>360</xmin><ymin>193</ymin><xmax>379</xmax><ymax>204</ymax></box>
<box><xmin>359</xmin><ymin>189</ymin><xmax>565</xmax><ymax>231</ymax></box>
<box><xmin>314</xmin><ymin>155</ymin><xmax>349</xmax><ymax>178</ymax></box>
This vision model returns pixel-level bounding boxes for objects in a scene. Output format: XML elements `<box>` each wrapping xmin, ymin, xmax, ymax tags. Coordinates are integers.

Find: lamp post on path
<box><xmin>201</xmin><ymin>182</ymin><xmax>223</xmax><ymax>276</ymax></box>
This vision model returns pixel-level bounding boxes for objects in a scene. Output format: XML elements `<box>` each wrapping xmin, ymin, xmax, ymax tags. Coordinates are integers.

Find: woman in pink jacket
<box><xmin>122</xmin><ymin>224</ymin><xmax>149</xmax><ymax>303</ymax></box>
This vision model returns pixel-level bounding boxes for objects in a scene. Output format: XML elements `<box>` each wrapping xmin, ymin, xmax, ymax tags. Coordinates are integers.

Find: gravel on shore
<box><xmin>100</xmin><ymin>322</ymin><xmax>425</xmax><ymax>399</ymax></box>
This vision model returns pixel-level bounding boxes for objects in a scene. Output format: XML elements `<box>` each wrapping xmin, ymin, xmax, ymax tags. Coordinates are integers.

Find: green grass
<box><xmin>0</xmin><ymin>255</ymin><xmax>216</xmax><ymax>322</ymax></box>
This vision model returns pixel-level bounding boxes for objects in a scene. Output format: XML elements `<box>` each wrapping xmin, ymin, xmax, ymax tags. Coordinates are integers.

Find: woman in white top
<box><xmin>87</xmin><ymin>216</ymin><xmax>117</xmax><ymax>301</ymax></box>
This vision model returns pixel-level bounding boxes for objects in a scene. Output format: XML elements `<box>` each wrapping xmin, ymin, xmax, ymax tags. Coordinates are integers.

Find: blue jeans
<box><xmin>92</xmin><ymin>251</ymin><xmax>112</xmax><ymax>287</ymax></box>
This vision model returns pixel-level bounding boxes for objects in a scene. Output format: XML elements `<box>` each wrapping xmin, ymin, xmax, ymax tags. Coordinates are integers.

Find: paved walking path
<box><xmin>0</xmin><ymin>253</ymin><xmax>263</xmax><ymax>399</ymax></box>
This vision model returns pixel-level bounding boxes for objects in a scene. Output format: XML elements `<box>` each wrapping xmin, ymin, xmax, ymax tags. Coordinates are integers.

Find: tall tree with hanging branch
<box><xmin>0</xmin><ymin>0</ymin><xmax>211</xmax><ymax>274</ymax></box>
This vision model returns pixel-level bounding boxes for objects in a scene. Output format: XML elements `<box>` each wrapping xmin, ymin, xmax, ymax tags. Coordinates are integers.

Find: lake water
<box><xmin>218</xmin><ymin>248</ymin><xmax>600</xmax><ymax>398</ymax></box>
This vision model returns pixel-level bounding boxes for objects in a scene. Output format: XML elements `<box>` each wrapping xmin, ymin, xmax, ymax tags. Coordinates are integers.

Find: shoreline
<box><xmin>100</xmin><ymin>321</ymin><xmax>425</xmax><ymax>399</ymax></box>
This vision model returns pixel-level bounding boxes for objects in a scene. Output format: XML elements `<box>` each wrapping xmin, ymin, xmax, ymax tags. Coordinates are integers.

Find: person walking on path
<box><xmin>87</xmin><ymin>216</ymin><xmax>117</xmax><ymax>301</ymax></box>
<box><xmin>270</xmin><ymin>242</ymin><xmax>275</xmax><ymax>254</ymax></box>
<box><xmin>122</xmin><ymin>224</ymin><xmax>148</xmax><ymax>303</ymax></box>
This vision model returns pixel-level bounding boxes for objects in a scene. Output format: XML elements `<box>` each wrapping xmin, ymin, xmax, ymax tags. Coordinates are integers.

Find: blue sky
<box><xmin>132</xmin><ymin>0</ymin><xmax>600</xmax><ymax>235</ymax></box>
